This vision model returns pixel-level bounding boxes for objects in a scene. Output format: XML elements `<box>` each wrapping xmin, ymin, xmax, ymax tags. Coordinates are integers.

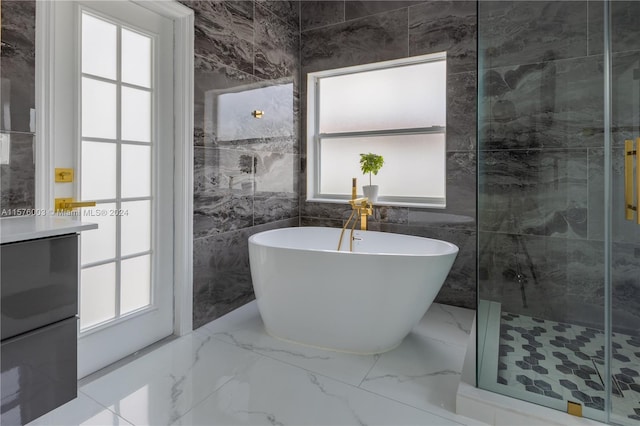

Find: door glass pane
<box><xmin>82</xmin><ymin>13</ymin><xmax>117</xmax><ymax>80</ymax></box>
<box><xmin>82</xmin><ymin>78</ymin><xmax>117</xmax><ymax>139</ymax></box>
<box><xmin>122</xmin><ymin>28</ymin><xmax>152</xmax><ymax>88</ymax></box>
<box><xmin>121</xmin><ymin>200</ymin><xmax>151</xmax><ymax>256</ymax></box>
<box><xmin>81</xmin><ymin>263</ymin><xmax>116</xmax><ymax>329</ymax></box>
<box><xmin>80</xmin><ymin>203</ymin><xmax>117</xmax><ymax>264</ymax></box>
<box><xmin>121</xmin><ymin>144</ymin><xmax>151</xmax><ymax>198</ymax></box>
<box><xmin>121</xmin><ymin>87</ymin><xmax>151</xmax><ymax>142</ymax></box>
<box><xmin>81</xmin><ymin>141</ymin><xmax>116</xmax><ymax>200</ymax></box>
<box><xmin>120</xmin><ymin>255</ymin><xmax>151</xmax><ymax>314</ymax></box>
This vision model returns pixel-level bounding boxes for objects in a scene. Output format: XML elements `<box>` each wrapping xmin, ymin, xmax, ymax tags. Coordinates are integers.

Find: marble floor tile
<box><xmin>80</xmin><ymin>331</ymin><xmax>262</xmax><ymax>425</ymax></box>
<box><xmin>360</xmin><ymin>333</ymin><xmax>467</xmax><ymax>417</ymax></box>
<box><xmin>414</xmin><ymin>303</ymin><xmax>475</xmax><ymax>347</ymax></box>
<box><xmin>172</xmin><ymin>355</ymin><xmax>464</xmax><ymax>426</ymax></box>
<box><xmin>31</xmin><ymin>301</ymin><xmax>486</xmax><ymax>426</ymax></box>
<box><xmin>200</xmin><ymin>301</ymin><xmax>379</xmax><ymax>387</ymax></box>
<box><xmin>26</xmin><ymin>393</ymin><xmax>132</xmax><ymax>426</ymax></box>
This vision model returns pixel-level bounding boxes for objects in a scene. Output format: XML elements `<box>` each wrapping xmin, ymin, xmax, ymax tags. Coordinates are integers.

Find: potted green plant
<box><xmin>359</xmin><ymin>152</ymin><xmax>384</xmax><ymax>202</ymax></box>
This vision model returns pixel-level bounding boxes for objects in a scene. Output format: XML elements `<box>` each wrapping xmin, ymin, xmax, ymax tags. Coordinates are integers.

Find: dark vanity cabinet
<box><xmin>1</xmin><ymin>234</ymin><xmax>79</xmax><ymax>425</ymax></box>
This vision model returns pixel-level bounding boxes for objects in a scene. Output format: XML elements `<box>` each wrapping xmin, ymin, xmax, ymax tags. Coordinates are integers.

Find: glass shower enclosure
<box><xmin>477</xmin><ymin>1</ymin><xmax>640</xmax><ymax>424</ymax></box>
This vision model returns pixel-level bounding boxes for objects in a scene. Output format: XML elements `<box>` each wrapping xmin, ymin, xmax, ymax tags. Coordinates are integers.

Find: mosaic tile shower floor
<box><xmin>498</xmin><ymin>312</ymin><xmax>640</xmax><ymax>423</ymax></box>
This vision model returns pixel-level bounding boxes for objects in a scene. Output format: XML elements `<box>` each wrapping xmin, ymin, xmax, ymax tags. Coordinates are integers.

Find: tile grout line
<box><xmin>78</xmin><ymin>389</ymin><xmax>138</xmax><ymax>426</ymax></box>
<box><xmin>358</xmin><ymin>353</ymin><xmax>381</xmax><ymax>388</ymax></box>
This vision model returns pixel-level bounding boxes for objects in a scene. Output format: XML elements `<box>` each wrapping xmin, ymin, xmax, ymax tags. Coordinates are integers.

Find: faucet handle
<box><xmin>351</xmin><ymin>177</ymin><xmax>357</xmax><ymax>199</ymax></box>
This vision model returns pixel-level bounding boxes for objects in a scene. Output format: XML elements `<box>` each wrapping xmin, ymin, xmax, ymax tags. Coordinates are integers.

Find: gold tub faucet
<box><xmin>337</xmin><ymin>178</ymin><xmax>373</xmax><ymax>251</ymax></box>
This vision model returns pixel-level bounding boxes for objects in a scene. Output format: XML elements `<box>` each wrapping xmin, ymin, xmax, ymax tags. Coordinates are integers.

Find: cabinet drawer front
<box><xmin>1</xmin><ymin>317</ymin><xmax>77</xmax><ymax>425</ymax></box>
<box><xmin>1</xmin><ymin>234</ymin><xmax>78</xmax><ymax>340</ymax></box>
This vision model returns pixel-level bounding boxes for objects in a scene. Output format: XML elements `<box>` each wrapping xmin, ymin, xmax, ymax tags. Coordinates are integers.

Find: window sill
<box><xmin>306</xmin><ymin>197</ymin><xmax>446</xmax><ymax>209</ymax></box>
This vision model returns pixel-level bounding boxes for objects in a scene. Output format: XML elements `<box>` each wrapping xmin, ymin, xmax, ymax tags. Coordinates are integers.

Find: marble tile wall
<box><xmin>185</xmin><ymin>0</ymin><xmax>301</xmax><ymax>328</ymax></box>
<box><xmin>299</xmin><ymin>0</ymin><xmax>478</xmax><ymax>310</ymax></box>
<box><xmin>477</xmin><ymin>0</ymin><xmax>640</xmax><ymax>332</ymax></box>
<box><xmin>0</xmin><ymin>0</ymin><xmax>36</xmax><ymax>215</ymax></box>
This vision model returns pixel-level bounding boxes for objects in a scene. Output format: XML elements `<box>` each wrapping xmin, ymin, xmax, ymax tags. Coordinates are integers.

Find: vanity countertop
<box><xmin>0</xmin><ymin>216</ymin><xmax>98</xmax><ymax>244</ymax></box>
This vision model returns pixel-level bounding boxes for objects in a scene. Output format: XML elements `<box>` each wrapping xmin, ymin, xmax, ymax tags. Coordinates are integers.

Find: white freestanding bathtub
<box><xmin>248</xmin><ymin>226</ymin><xmax>459</xmax><ymax>354</ymax></box>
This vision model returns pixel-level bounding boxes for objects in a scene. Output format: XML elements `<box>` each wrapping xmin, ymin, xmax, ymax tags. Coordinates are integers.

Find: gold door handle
<box><xmin>54</xmin><ymin>198</ymin><xmax>97</xmax><ymax>212</ymax></box>
<box><xmin>625</xmin><ymin>140</ymin><xmax>633</xmax><ymax>219</ymax></box>
<box><xmin>625</xmin><ymin>140</ymin><xmax>636</xmax><ymax>221</ymax></box>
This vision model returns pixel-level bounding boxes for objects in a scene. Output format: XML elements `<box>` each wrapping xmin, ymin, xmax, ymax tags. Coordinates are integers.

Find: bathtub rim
<box><xmin>248</xmin><ymin>226</ymin><xmax>459</xmax><ymax>258</ymax></box>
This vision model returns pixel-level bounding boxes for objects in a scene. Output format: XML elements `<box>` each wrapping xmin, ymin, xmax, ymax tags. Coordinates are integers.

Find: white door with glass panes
<box><xmin>51</xmin><ymin>1</ymin><xmax>174</xmax><ymax>378</ymax></box>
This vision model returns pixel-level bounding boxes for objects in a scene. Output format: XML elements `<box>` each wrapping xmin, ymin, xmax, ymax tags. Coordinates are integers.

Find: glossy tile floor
<box><xmin>498</xmin><ymin>312</ymin><xmax>640</xmax><ymax>422</ymax></box>
<box><xmin>28</xmin><ymin>302</ymin><xmax>484</xmax><ymax>426</ymax></box>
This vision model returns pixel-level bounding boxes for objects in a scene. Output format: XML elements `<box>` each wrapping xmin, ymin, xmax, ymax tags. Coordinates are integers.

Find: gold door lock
<box><xmin>54</xmin><ymin>198</ymin><xmax>96</xmax><ymax>212</ymax></box>
<box><xmin>55</xmin><ymin>168</ymin><xmax>74</xmax><ymax>182</ymax></box>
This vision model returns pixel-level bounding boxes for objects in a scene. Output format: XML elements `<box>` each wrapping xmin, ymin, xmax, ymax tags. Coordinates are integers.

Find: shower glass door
<box><xmin>477</xmin><ymin>1</ymin><xmax>640</xmax><ymax>424</ymax></box>
<box><xmin>609</xmin><ymin>1</ymin><xmax>640</xmax><ymax>424</ymax></box>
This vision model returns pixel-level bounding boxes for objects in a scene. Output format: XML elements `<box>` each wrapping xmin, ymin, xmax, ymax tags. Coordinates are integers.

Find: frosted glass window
<box><xmin>82</xmin><ymin>78</ymin><xmax>117</xmax><ymax>139</ymax></box>
<box><xmin>82</xmin><ymin>13</ymin><xmax>116</xmax><ymax>80</ymax></box>
<box><xmin>81</xmin><ymin>141</ymin><xmax>116</xmax><ymax>200</ymax></box>
<box><xmin>120</xmin><ymin>255</ymin><xmax>151</xmax><ymax>314</ymax></box>
<box><xmin>81</xmin><ymin>263</ymin><xmax>116</xmax><ymax>329</ymax></box>
<box><xmin>320</xmin><ymin>134</ymin><xmax>446</xmax><ymax>198</ymax></box>
<box><xmin>121</xmin><ymin>28</ymin><xmax>152</xmax><ymax>88</ymax></box>
<box><xmin>318</xmin><ymin>60</ymin><xmax>446</xmax><ymax>133</ymax></box>
<box><xmin>122</xmin><ymin>87</ymin><xmax>151</xmax><ymax>142</ymax></box>
<box><xmin>121</xmin><ymin>144</ymin><xmax>151</xmax><ymax>198</ymax></box>
<box><xmin>121</xmin><ymin>200</ymin><xmax>151</xmax><ymax>256</ymax></box>
<box><xmin>307</xmin><ymin>53</ymin><xmax>447</xmax><ymax>206</ymax></box>
<box><xmin>80</xmin><ymin>203</ymin><xmax>117</xmax><ymax>265</ymax></box>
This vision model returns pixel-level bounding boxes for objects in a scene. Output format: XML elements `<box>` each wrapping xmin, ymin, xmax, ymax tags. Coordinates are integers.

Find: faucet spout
<box><xmin>337</xmin><ymin>179</ymin><xmax>374</xmax><ymax>251</ymax></box>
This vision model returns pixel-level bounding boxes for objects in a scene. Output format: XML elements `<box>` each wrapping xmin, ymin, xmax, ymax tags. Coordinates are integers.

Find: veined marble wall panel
<box><xmin>193</xmin><ymin>218</ymin><xmax>298</xmax><ymax>328</ymax></box>
<box><xmin>479</xmin><ymin>56</ymin><xmax>604</xmax><ymax>151</ymax></box>
<box><xmin>408</xmin><ymin>1</ymin><xmax>477</xmax><ymax>74</ymax></box>
<box><xmin>300</xmin><ymin>1</ymin><xmax>345</xmax><ymax>32</ymax></box>
<box><xmin>187</xmin><ymin>0</ymin><xmax>301</xmax><ymax>327</ymax></box>
<box><xmin>479</xmin><ymin>1</ymin><xmax>588</xmax><ymax>68</ymax></box>
<box><xmin>0</xmin><ymin>132</ymin><xmax>35</xmax><ymax>215</ymax></box>
<box><xmin>189</xmin><ymin>0</ymin><xmax>254</xmax><ymax>74</ymax></box>
<box><xmin>0</xmin><ymin>0</ymin><xmax>36</xmax><ymax>215</ymax></box>
<box><xmin>0</xmin><ymin>0</ymin><xmax>35</xmax><ymax>134</ymax></box>
<box><xmin>478</xmin><ymin>232</ymin><xmax>605</xmax><ymax>329</ymax></box>
<box><xmin>301</xmin><ymin>8</ymin><xmax>408</xmax><ymax>74</ymax></box>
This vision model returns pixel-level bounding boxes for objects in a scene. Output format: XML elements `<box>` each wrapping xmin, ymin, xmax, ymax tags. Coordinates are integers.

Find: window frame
<box><xmin>306</xmin><ymin>52</ymin><xmax>447</xmax><ymax>209</ymax></box>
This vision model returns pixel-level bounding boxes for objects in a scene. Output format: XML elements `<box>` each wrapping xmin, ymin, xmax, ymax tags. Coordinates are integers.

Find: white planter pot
<box><xmin>362</xmin><ymin>185</ymin><xmax>379</xmax><ymax>203</ymax></box>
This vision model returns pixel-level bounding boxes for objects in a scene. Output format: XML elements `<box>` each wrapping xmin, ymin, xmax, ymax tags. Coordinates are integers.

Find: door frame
<box><xmin>34</xmin><ymin>0</ymin><xmax>194</xmax><ymax>337</ymax></box>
